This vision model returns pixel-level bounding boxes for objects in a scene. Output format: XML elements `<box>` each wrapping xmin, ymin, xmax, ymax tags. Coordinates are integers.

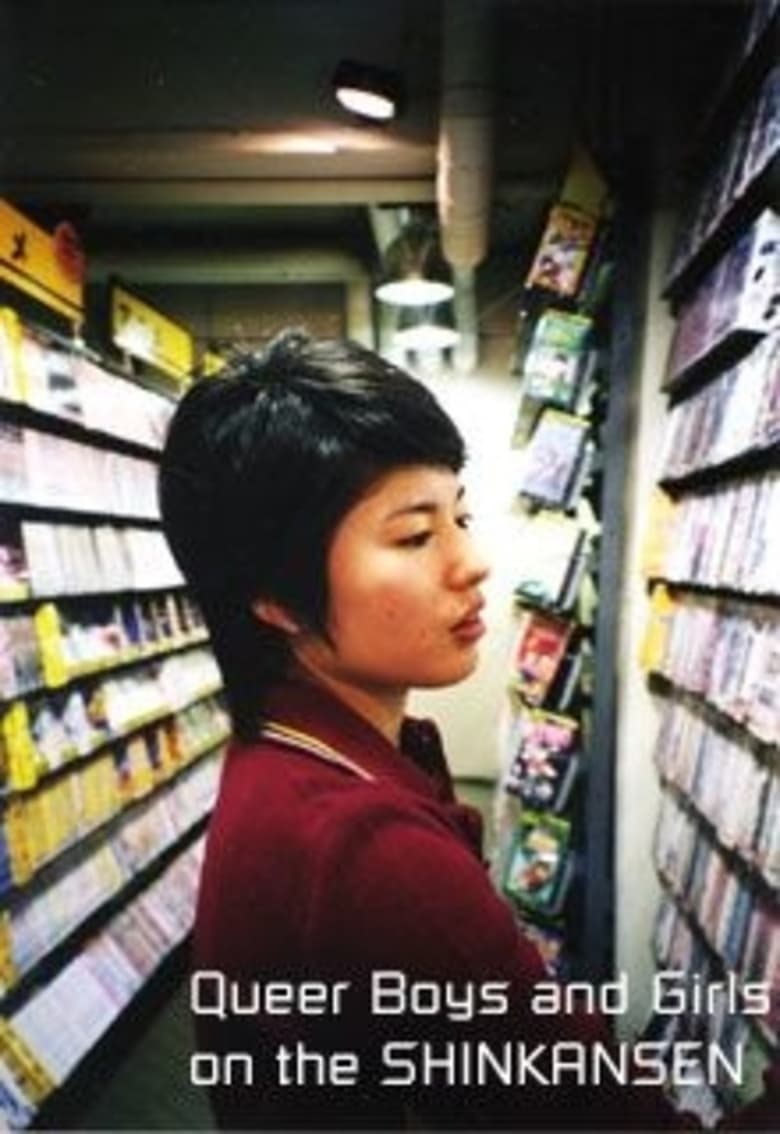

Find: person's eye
<box><xmin>456</xmin><ymin>512</ymin><xmax>473</xmax><ymax>530</ymax></box>
<box><xmin>396</xmin><ymin>531</ymin><xmax>433</xmax><ymax>548</ymax></box>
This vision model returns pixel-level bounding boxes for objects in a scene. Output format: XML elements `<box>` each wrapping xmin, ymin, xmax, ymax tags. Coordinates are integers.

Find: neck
<box><xmin>293</xmin><ymin>661</ymin><xmax>407</xmax><ymax>745</ymax></box>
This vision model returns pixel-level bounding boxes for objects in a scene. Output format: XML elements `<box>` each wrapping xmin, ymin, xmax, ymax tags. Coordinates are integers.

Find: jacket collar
<box><xmin>260</xmin><ymin>679</ymin><xmax>453</xmax><ymax>801</ymax></box>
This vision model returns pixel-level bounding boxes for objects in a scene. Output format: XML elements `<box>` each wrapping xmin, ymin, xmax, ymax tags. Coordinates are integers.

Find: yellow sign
<box><xmin>111</xmin><ymin>283</ymin><xmax>193</xmax><ymax>382</ymax></box>
<box><xmin>202</xmin><ymin>348</ymin><xmax>228</xmax><ymax>377</ymax></box>
<box><xmin>0</xmin><ymin>199</ymin><xmax>84</xmax><ymax>323</ymax></box>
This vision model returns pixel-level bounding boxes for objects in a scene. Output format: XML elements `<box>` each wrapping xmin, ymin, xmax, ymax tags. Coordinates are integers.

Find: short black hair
<box><xmin>159</xmin><ymin>329</ymin><xmax>466</xmax><ymax>738</ymax></box>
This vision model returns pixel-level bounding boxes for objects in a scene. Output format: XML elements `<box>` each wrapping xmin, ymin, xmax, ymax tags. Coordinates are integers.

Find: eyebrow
<box><xmin>384</xmin><ymin>485</ymin><xmax>465</xmax><ymax>522</ymax></box>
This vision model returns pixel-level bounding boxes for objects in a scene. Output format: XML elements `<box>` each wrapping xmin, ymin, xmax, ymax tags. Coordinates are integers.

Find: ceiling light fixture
<box><xmin>394</xmin><ymin>305</ymin><xmax>460</xmax><ymax>351</ymax></box>
<box><xmin>332</xmin><ymin>58</ymin><xmax>403</xmax><ymax>122</ymax></box>
<box><xmin>261</xmin><ymin>133</ymin><xmax>340</xmax><ymax>155</ymax></box>
<box><xmin>374</xmin><ymin>220</ymin><xmax>455</xmax><ymax>306</ymax></box>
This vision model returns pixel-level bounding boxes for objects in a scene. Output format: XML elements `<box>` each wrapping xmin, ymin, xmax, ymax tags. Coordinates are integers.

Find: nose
<box><xmin>448</xmin><ymin>526</ymin><xmax>491</xmax><ymax>588</ymax></box>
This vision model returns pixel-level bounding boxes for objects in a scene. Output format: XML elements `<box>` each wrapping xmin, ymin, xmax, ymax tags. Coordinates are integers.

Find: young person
<box><xmin>159</xmin><ymin>330</ymin><xmax>777</xmax><ymax>1130</ymax></box>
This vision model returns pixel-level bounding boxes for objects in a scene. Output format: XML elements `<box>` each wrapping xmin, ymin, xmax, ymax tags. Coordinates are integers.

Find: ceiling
<box><xmin>0</xmin><ymin>0</ymin><xmax>746</xmax><ymax>327</ymax></box>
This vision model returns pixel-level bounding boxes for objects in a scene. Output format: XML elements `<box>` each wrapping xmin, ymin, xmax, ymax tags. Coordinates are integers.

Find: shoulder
<box><xmin>301</xmin><ymin>786</ymin><xmax>522</xmax><ymax>975</ymax></box>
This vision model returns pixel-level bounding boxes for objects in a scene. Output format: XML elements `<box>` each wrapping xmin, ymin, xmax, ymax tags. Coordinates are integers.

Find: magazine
<box><xmin>525</xmin><ymin>203</ymin><xmax>598</xmax><ymax>298</ymax></box>
<box><xmin>522</xmin><ymin>309</ymin><xmax>594</xmax><ymax>409</ymax></box>
<box><xmin>518</xmin><ymin>409</ymin><xmax>589</xmax><ymax>508</ymax></box>
<box><xmin>511</xmin><ymin>609</ymin><xmax>573</xmax><ymax>706</ymax></box>
<box><xmin>504</xmin><ymin>706</ymin><xmax>580</xmax><ymax>812</ymax></box>
<box><xmin>513</xmin><ymin>511</ymin><xmax>586</xmax><ymax>610</ymax></box>
<box><xmin>503</xmin><ymin>810</ymin><xmax>573</xmax><ymax>916</ymax></box>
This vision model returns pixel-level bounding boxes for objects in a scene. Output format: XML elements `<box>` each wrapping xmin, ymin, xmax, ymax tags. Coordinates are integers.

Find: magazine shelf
<box><xmin>665</xmin><ymin>154</ymin><xmax>780</xmax><ymax>309</ymax></box>
<box><xmin>658</xmin><ymin>328</ymin><xmax>779</xmax><ymax>483</ymax></box>
<box><xmin>0</xmin><ymin>582</ymin><xmax>190</xmax><ymax>610</ymax></box>
<box><xmin>647</xmin><ymin>579</ymin><xmax>780</xmax><ymax>610</ymax></box>
<box><xmin>657</xmin><ymin>777</ymin><xmax>776</xmax><ymax>899</ymax></box>
<box><xmin>644</xmin><ymin>589</ymin><xmax>780</xmax><ymax>697</ymax></box>
<box><xmin>494</xmin><ymin>160</ymin><xmax>622</xmax><ymax>983</ymax></box>
<box><xmin>659</xmin><ymin>443</ymin><xmax>780</xmax><ymax>493</ymax></box>
<box><xmin>3</xmin><ymin>590</ymin><xmax>207</xmax><ymax>686</ymax></box>
<box><xmin>34</xmin><ymin>627</ymin><xmax>207</xmax><ymax>692</ymax></box>
<box><xmin>0</xmin><ymin>294</ymin><xmax>219</xmax><ymax>1127</ymax></box>
<box><xmin>644</xmin><ymin>483</ymin><xmax>780</xmax><ymax>598</ymax></box>
<box><xmin>648</xmin><ymin>672</ymin><xmax>780</xmax><ymax>761</ymax></box>
<box><xmin>0</xmin><ymin>519</ymin><xmax>181</xmax><ymax>599</ymax></box>
<box><xmin>0</xmin><ymin>395</ymin><xmax>164</xmax><ymax>462</ymax></box>
<box><xmin>643</xmin><ymin>18</ymin><xmax>780</xmax><ymax>1110</ymax></box>
<box><xmin>653</xmin><ymin>792</ymin><xmax>776</xmax><ymax>991</ymax></box>
<box><xmin>0</xmin><ymin>500</ymin><xmax>161</xmax><ymax>529</ymax></box>
<box><xmin>647</xmin><ymin>565</ymin><xmax>780</xmax><ymax>606</ymax></box>
<box><xmin>662</xmin><ymin>327</ymin><xmax>769</xmax><ymax>398</ymax></box>
<box><xmin>653</xmin><ymin>882</ymin><xmax>778</xmax><ymax>1053</ymax></box>
<box><xmin>0</xmin><ymin>748</ymin><xmax>222</xmax><ymax>1016</ymax></box>
<box><xmin>0</xmin><ymin>636</ymin><xmax>215</xmax><ymax>716</ymax></box>
<box><xmin>691</xmin><ymin>2</ymin><xmax>779</xmax><ymax>155</ymax></box>
<box><xmin>0</xmin><ymin>307</ymin><xmax>173</xmax><ymax>454</ymax></box>
<box><xmin>0</xmin><ymin>834</ymin><xmax>209</xmax><ymax>1129</ymax></box>
<box><xmin>664</xmin><ymin>4</ymin><xmax>779</xmax><ymax>302</ymax></box>
<box><xmin>1</xmin><ymin>812</ymin><xmax>209</xmax><ymax>1019</ymax></box>
<box><xmin>0</xmin><ymin>716</ymin><xmax>228</xmax><ymax>899</ymax></box>
<box><xmin>662</xmin><ymin>205</ymin><xmax>779</xmax><ymax>397</ymax></box>
<box><xmin>0</xmin><ymin>683</ymin><xmax>224</xmax><ymax>799</ymax></box>
<box><xmin>0</xmin><ymin>426</ymin><xmax>161</xmax><ymax>521</ymax></box>
<box><xmin>29</xmin><ymin>934</ymin><xmax>189</xmax><ymax>1131</ymax></box>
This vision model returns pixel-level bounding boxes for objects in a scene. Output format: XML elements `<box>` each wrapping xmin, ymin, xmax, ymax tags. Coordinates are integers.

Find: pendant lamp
<box><xmin>393</xmin><ymin>304</ymin><xmax>460</xmax><ymax>351</ymax></box>
<box><xmin>375</xmin><ymin>221</ymin><xmax>455</xmax><ymax>307</ymax></box>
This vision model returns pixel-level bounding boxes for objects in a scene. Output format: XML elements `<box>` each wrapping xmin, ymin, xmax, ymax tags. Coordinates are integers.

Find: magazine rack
<box><xmin>494</xmin><ymin>161</ymin><xmax>640</xmax><ymax>985</ymax></box>
<box><xmin>640</xmin><ymin>2</ymin><xmax>779</xmax><ymax>1119</ymax></box>
<box><xmin>0</xmin><ymin>287</ymin><xmax>226</xmax><ymax>1128</ymax></box>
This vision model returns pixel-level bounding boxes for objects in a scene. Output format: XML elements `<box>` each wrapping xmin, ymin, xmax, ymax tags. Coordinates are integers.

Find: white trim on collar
<box><xmin>260</xmin><ymin>720</ymin><xmax>376</xmax><ymax>782</ymax></box>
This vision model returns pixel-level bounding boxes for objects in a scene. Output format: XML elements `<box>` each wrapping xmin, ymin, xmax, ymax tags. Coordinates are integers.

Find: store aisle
<box><xmin>69</xmin><ymin>779</ymin><xmax>496</xmax><ymax>1129</ymax></box>
<box><xmin>74</xmin><ymin>981</ymin><xmax>213</xmax><ymax>1131</ymax></box>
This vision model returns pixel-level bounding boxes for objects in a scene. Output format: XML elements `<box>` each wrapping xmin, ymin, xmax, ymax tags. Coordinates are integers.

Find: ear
<box><xmin>251</xmin><ymin>597</ymin><xmax>301</xmax><ymax>635</ymax></box>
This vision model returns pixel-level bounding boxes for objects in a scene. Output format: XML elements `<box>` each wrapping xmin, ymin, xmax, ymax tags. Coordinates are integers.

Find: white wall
<box><xmin>613</xmin><ymin>210</ymin><xmax>677</xmax><ymax>1038</ymax></box>
<box><xmin>409</xmin><ymin>362</ymin><xmax>527</xmax><ymax>781</ymax></box>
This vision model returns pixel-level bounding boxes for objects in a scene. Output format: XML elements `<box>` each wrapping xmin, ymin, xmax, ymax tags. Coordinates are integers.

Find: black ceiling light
<box><xmin>331</xmin><ymin>58</ymin><xmax>403</xmax><ymax>122</ymax></box>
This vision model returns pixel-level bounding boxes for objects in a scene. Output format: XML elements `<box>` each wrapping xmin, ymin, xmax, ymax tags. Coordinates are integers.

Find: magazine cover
<box><xmin>522</xmin><ymin>309</ymin><xmax>594</xmax><ymax>408</ymax></box>
<box><xmin>511</xmin><ymin>609</ymin><xmax>573</xmax><ymax>706</ymax></box>
<box><xmin>513</xmin><ymin>510</ymin><xmax>586</xmax><ymax>610</ymax></box>
<box><xmin>502</xmin><ymin>810</ymin><xmax>573</xmax><ymax>916</ymax></box>
<box><xmin>518</xmin><ymin>409</ymin><xmax>590</xmax><ymax>508</ymax></box>
<box><xmin>525</xmin><ymin>203</ymin><xmax>599</xmax><ymax>298</ymax></box>
<box><xmin>504</xmin><ymin>706</ymin><xmax>580</xmax><ymax>812</ymax></box>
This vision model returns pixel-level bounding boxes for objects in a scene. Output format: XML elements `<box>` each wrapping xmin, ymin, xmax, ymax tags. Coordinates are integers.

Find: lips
<box><xmin>451</xmin><ymin>600</ymin><xmax>486</xmax><ymax>641</ymax></box>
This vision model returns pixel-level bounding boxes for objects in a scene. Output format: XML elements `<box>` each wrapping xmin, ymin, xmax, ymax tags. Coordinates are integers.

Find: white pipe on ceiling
<box><xmin>436</xmin><ymin>0</ymin><xmax>495</xmax><ymax>274</ymax></box>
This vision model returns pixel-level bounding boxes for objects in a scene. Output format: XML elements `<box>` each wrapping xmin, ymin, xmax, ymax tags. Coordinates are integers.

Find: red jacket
<box><xmin>192</xmin><ymin>680</ymin><xmax>776</xmax><ymax>1130</ymax></box>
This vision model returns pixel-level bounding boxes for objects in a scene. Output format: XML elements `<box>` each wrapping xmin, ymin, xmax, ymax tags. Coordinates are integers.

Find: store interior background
<box><xmin>0</xmin><ymin>0</ymin><xmax>755</xmax><ymax>1123</ymax></box>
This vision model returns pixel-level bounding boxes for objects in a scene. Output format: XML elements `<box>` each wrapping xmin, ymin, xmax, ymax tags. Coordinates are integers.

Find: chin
<box><xmin>417</xmin><ymin>653</ymin><xmax>481</xmax><ymax>688</ymax></box>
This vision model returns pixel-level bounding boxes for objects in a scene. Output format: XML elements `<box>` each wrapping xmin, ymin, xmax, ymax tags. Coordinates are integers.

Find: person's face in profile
<box><xmin>296</xmin><ymin>464</ymin><xmax>490</xmax><ymax>695</ymax></box>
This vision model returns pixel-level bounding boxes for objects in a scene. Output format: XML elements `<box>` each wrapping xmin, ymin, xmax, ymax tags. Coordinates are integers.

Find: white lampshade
<box><xmin>374</xmin><ymin>221</ymin><xmax>454</xmax><ymax>307</ymax></box>
<box><xmin>394</xmin><ymin>305</ymin><xmax>460</xmax><ymax>350</ymax></box>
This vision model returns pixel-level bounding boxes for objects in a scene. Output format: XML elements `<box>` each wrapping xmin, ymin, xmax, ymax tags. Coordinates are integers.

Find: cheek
<box><xmin>333</xmin><ymin>571</ymin><xmax>432</xmax><ymax>637</ymax></box>
<box><xmin>373</xmin><ymin>590</ymin><xmax>445</xmax><ymax>657</ymax></box>
<box><xmin>375</xmin><ymin>580</ymin><xmax>415</xmax><ymax>614</ymax></box>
